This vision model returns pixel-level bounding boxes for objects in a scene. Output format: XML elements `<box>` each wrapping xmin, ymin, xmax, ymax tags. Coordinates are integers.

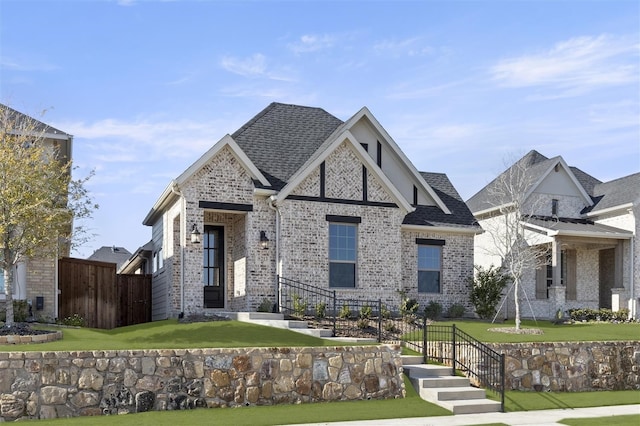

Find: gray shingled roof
<box><xmin>232</xmin><ymin>102</ymin><xmax>343</xmax><ymax>190</ymax></box>
<box><xmin>403</xmin><ymin>172</ymin><xmax>480</xmax><ymax>229</ymax></box>
<box><xmin>87</xmin><ymin>246</ymin><xmax>133</xmax><ymax>269</ymax></box>
<box><xmin>526</xmin><ymin>217</ymin><xmax>633</xmax><ymax>237</ymax></box>
<box><xmin>0</xmin><ymin>104</ymin><xmax>70</xmax><ymax>137</ymax></box>
<box><xmin>585</xmin><ymin>172</ymin><xmax>640</xmax><ymax>214</ymax></box>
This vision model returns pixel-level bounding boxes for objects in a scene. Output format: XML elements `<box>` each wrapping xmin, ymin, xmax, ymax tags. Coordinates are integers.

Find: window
<box><xmin>418</xmin><ymin>246</ymin><xmax>441</xmax><ymax>293</ymax></box>
<box><xmin>152</xmin><ymin>248</ymin><xmax>163</xmax><ymax>273</ymax></box>
<box><xmin>0</xmin><ymin>269</ymin><xmax>4</xmax><ymax>293</ymax></box>
<box><xmin>552</xmin><ymin>199</ymin><xmax>559</xmax><ymax>216</ymax></box>
<box><xmin>329</xmin><ymin>223</ymin><xmax>357</xmax><ymax>287</ymax></box>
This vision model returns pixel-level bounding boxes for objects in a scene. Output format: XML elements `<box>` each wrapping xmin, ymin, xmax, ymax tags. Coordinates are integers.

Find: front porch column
<box><xmin>611</xmin><ymin>287</ymin><xmax>628</xmax><ymax>313</ymax></box>
<box><xmin>549</xmin><ymin>238</ymin><xmax>565</xmax><ymax>317</ymax></box>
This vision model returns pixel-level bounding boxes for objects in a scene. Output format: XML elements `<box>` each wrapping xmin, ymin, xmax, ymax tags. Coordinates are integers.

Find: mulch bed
<box><xmin>0</xmin><ymin>322</ymin><xmax>56</xmax><ymax>336</ymax></box>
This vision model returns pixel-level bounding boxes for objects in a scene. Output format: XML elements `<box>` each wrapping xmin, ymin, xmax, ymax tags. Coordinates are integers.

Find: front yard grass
<box><xmin>433</xmin><ymin>319</ymin><xmax>639</xmax><ymax>343</ymax></box>
<box><xmin>0</xmin><ymin>319</ymin><xmax>333</xmax><ymax>352</ymax></box>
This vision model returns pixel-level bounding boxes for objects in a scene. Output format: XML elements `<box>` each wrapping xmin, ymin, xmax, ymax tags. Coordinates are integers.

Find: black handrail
<box><xmin>277</xmin><ymin>276</ymin><xmax>504</xmax><ymax>411</ymax></box>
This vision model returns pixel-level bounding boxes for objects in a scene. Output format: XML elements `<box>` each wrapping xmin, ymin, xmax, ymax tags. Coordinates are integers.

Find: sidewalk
<box><xmin>288</xmin><ymin>404</ymin><xmax>640</xmax><ymax>426</ymax></box>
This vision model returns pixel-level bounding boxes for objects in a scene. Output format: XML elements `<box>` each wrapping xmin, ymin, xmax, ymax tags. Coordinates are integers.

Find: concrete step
<box><xmin>400</xmin><ymin>355</ymin><xmax>423</xmax><ymax>365</ymax></box>
<box><xmin>289</xmin><ymin>328</ymin><xmax>334</xmax><ymax>338</ymax></box>
<box><xmin>421</xmin><ymin>386</ymin><xmax>487</xmax><ymax>401</ymax></box>
<box><xmin>413</xmin><ymin>375</ymin><xmax>471</xmax><ymax>388</ymax></box>
<box><xmin>235</xmin><ymin>312</ymin><xmax>284</xmax><ymax>321</ymax></box>
<box><xmin>241</xmin><ymin>319</ymin><xmax>309</xmax><ymax>329</ymax></box>
<box><xmin>438</xmin><ymin>398</ymin><xmax>502</xmax><ymax>415</ymax></box>
<box><xmin>403</xmin><ymin>364</ymin><xmax>454</xmax><ymax>378</ymax></box>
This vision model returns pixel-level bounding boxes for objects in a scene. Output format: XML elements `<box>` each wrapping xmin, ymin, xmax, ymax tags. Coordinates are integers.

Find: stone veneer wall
<box><xmin>491</xmin><ymin>341</ymin><xmax>640</xmax><ymax>391</ymax></box>
<box><xmin>0</xmin><ymin>345</ymin><xmax>404</xmax><ymax>421</ymax></box>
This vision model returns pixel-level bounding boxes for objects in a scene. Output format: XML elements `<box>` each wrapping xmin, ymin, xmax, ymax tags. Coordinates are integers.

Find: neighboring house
<box><xmin>118</xmin><ymin>241</ymin><xmax>154</xmax><ymax>275</ymax></box>
<box><xmin>468</xmin><ymin>150</ymin><xmax>639</xmax><ymax>320</ymax></box>
<box><xmin>143</xmin><ymin>102</ymin><xmax>480</xmax><ymax>320</ymax></box>
<box><xmin>0</xmin><ymin>104</ymin><xmax>73</xmax><ymax>320</ymax></box>
<box><xmin>87</xmin><ymin>246</ymin><xmax>133</xmax><ymax>270</ymax></box>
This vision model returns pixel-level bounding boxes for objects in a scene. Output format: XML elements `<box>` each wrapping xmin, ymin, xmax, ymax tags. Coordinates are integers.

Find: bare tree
<box><xmin>0</xmin><ymin>104</ymin><xmax>96</xmax><ymax>327</ymax></box>
<box><xmin>478</xmin><ymin>153</ymin><xmax>550</xmax><ymax>330</ymax></box>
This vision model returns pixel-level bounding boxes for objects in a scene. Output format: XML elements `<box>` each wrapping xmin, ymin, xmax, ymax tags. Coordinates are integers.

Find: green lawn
<box><xmin>431</xmin><ymin>319</ymin><xmax>639</xmax><ymax>343</ymax></box>
<box><xmin>560</xmin><ymin>415</ymin><xmax>640</xmax><ymax>426</ymax></box>
<box><xmin>1</xmin><ymin>319</ymin><xmax>334</xmax><ymax>352</ymax></box>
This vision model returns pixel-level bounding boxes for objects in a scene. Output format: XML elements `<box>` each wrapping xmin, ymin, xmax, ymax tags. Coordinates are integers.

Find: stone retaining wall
<box><xmin>0</xmin><ymin>345</ymin><xmax>404</xmax><ymax>421</ymax></box>
<box><xmin>489</xmin><ymin>341</ymin><xmax>640</xmax><ymax>392</ymax></box>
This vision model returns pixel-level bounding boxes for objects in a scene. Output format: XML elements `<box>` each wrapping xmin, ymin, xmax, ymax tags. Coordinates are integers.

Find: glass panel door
<box><xmin>203</xmin><ymin>225</ymin><xmax>224</xmax><ymax>308</ymax></box>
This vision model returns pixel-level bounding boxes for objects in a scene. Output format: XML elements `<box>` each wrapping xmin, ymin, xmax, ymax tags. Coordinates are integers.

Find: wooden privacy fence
<box><xmin>58</xmin><ymin>257</ymin><xmax>151</xmax><ymax>329</ymax></box>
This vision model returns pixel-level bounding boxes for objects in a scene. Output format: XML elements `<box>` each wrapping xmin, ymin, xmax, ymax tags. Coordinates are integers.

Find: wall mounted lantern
<box><xmin>190</xmin><ymin>224</ymin><xmax>201</xmax><ymax>244</ymax></box>
<box><xmin>259</xmin><ymin>231</ymin><xmax>269</xmax><ymax>250</ymax></box>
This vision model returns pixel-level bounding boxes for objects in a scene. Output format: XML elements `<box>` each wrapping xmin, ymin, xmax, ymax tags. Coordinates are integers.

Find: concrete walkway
<box><xmin>288</xmin><ymin>404</ymin><xmax>640</xmax><ymax>426</ymax></box>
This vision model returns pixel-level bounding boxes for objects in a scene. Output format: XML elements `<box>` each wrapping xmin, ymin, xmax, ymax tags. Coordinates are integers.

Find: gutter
<box><xmin>268</xmin><ymin>196</ymin><xmax>281</xmax><ymax>311</ymax></box>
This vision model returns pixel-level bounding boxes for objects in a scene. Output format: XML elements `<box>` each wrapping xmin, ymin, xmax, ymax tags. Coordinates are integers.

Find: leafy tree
<box><xmin>469</xmin><ymin>265</ymin><xmax>510</xmax><ymax>319</ymax></box>
<box><xmin>0</xmin><ymin>104</ymin><xmax>96</xmax><ymax>327</ymax></box>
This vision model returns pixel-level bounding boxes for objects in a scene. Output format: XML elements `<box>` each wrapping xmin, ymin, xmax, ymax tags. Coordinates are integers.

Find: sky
<box><xmin>1</xmin><ymin>0</ymin><xmax>638</xmax><ymax>258</ymax></box>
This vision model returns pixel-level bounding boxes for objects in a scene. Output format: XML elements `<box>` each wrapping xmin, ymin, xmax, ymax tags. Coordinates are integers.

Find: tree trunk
<box><xmin>3</xmin><ymin>266</ymin><xmax>14</xmax><ymax>327</ymax></box>
<box><xmin>514</xmin><ymin>277</ymin><xmax>521</xmax><ymax>330</ymax></box>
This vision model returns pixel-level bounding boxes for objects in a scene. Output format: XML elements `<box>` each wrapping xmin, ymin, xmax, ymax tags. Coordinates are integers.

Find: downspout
<box><xmin>171</xmin><ymin>182</ymin><xmax>185</xmax><ymax>316</ymax></box>
<box><xmin>268</xmin><ymin>196</ymin><xmax>281</xmax><ymax>311</ymax></box>
<box><xmin>630</xmin><ymin>236</ymin><xmax>636</xmax><ymax>319</ymax></box>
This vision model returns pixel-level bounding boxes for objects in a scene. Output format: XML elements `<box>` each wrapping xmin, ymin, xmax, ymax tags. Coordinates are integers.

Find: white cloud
<box><xmin>288</xmin><ymin>34</ymin><xmax>337</xmax><ymax>53</ymax></box>
<box><xmin>221</xmin><ymin>53</ymin><xmax>267</xmax><ymax>77</ymax></box>
<box><xmin>490</xmin><ymin>34</ymin><xmax>639</xmax><ymax>95</ymax></box>
<box><xmin>0</xmin><ymin>55</ymin><xmax>58</xmax><ymax>72</ymax></box>
<box><xmin>373</xmin><ymin>37</ymin><xmax>433</xmax><ymax>57</ymax></box>
<box><xmin>220</xmin><ymin>54</ymin><xmax>295</xmax><ymax>81</ymax></box>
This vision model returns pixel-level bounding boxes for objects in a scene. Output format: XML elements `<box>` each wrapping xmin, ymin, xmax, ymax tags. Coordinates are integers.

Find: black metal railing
<box><xmin>278</xmin><ymin>276</ymin><xmax>337</xmax><ymax>336</ymax></box>
<box><xmin>277</xmin><ymin>276</ymin><xmax>504</xmax><ymax>411</ymax></box>
<box><xmin>425</xmin><ymin>323</ymin><xmax>505</xmax><ymax>412</ymax></box>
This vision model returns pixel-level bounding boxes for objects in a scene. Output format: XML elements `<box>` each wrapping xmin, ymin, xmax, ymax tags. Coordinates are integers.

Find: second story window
<box><xmin>552</xmin><ymin>199</ymin><xmax>559</xmax><ymax>217</ymax></box>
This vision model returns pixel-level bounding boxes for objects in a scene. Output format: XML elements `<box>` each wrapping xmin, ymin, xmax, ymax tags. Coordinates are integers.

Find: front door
<box><xmin>203</xmin><ymin>225</ymin><xmax>225</xmax><ymax>308</ymax></box>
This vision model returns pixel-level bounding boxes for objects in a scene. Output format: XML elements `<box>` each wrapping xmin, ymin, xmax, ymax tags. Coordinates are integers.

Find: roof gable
<box><xmin>275</xmin><ymin>128</ymin><xmax>414</xmax><ymax>212</ymax></box>
<box><xmin>467</xmin><ymin>150</ymin><xmax>593</xmax><ymax>214</ymax></box>
<box><xmin>280</xmin><ymin>107</ymin><xmax>449</xmax><ymax>214</ymax></box>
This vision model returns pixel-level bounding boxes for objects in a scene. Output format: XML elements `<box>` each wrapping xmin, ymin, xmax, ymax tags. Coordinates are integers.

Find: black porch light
<box><xmin>190</xmin><ymin>224</ymin><xmax>201</xmax><ymax>244</ymax></box>
<box><xmin>259</xmin><ymin>231</ymin><xmax>269</xmax><ymax>250</ymax></box>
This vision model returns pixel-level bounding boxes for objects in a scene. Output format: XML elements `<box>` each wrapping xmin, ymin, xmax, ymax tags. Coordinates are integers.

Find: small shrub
<box><xmin>469</xmin><ymin>265</ymin><xmax>510</xmax><ymax>319</ymax></box>
<box><xmin>568</xmin><ymin>307</ymin><xmax>630</xmax><ymax>322</ymax></box>
<box><xmin>399</xmin><ymin>297</ymin><xmax>419</xmax><ymax>317</ymax></box>
<box><xmin>424</xmin><ymin>301</ymin><xmax>442</xmax><ymax>320</ymax></box>
<box><xmin>257</xmin><ymin>298</ymin><xmax>273</xmax><ymax>313</ymax></box>
<box><xmin>315</xmin><ymin>302</ymin><xmax>327</xmax><ymax>319</ymax></box>
<box><xmin>447</xmin><ymin>303</ymin><xmax>465</xmax><ymax>318</ymax></box>
<box><xmin>13</xmin><ymin>300</ymin><xmax>29</xmax><ymax>322</ymax></box>
<box><xmin>383</xmin><ymin>321</ymin><xmax>398</xmax><ymax>333</ymax></box>
<box><xmin>60</xmin><ymin>313</ymin><xmax>85</xmax><ymax>327</ymax></box>
<box><xmin>357</xmin><ymin>318</ymin><xmax>369</xmax><ymax>329</ymax></box>
<box><xmin>292</xmin><ymin>294</ymin><xmax>308</xmax><ymax>318</ymax></box>
<box><xmin>380</xmin><ymin>303</ymin><xmax>392</xmax><ymax>319</ymax></box>
<box><xmin>359</xmin><ymin>304</ymin><xmax>372</xmax><ymax>320</ymax></box>
<box><xmin>338</xmin><ymin>303</ymin><xmax>352</xmax><ymax>320</ymax></box>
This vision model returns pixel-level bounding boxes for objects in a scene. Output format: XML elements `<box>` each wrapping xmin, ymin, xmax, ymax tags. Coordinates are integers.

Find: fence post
<box><xmin>422</xmin><ymin>315</ymin><xmax>427</xmax><ymax>363</ymax></box>
<box><xmin>377</xmin><ymin>299</ymin><xmax>382</xmax><ymax>343</ymax></box>
<box><xmin>332</xmin><ymin>290</ymin><xmax>337</xmax><ymax>337</ymax></box>
<box><xmin>451</xmin><ymin>324</ymin><xmax>457</xmax><ymax>375</ymax></box>
<box><xmin>500</xmin><ymin>353</ymin><xmax>505</xmax><ymax>412</ymax></box>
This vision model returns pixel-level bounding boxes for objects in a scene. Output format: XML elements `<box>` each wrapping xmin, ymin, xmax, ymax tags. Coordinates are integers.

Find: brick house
<box><xmin>143</xmin><ymin>103</ymin><xmax>480</xmax><ymax>320</ymax></box>
<box><xmin>0</xmin><ymin>104</ymin><xmax>73</xmax><ymax>321</ymax></box>
<box><xmin>467</xmin><ymin>150</ymin><xmax>639</xmax><ymax>320</ymax></box>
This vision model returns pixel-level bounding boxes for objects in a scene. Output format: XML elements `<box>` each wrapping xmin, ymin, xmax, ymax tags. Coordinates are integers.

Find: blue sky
<box><xmin>1</xmin><ymin>0</ymin><xmax>638</xmax><ymax>258</ymax></box>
